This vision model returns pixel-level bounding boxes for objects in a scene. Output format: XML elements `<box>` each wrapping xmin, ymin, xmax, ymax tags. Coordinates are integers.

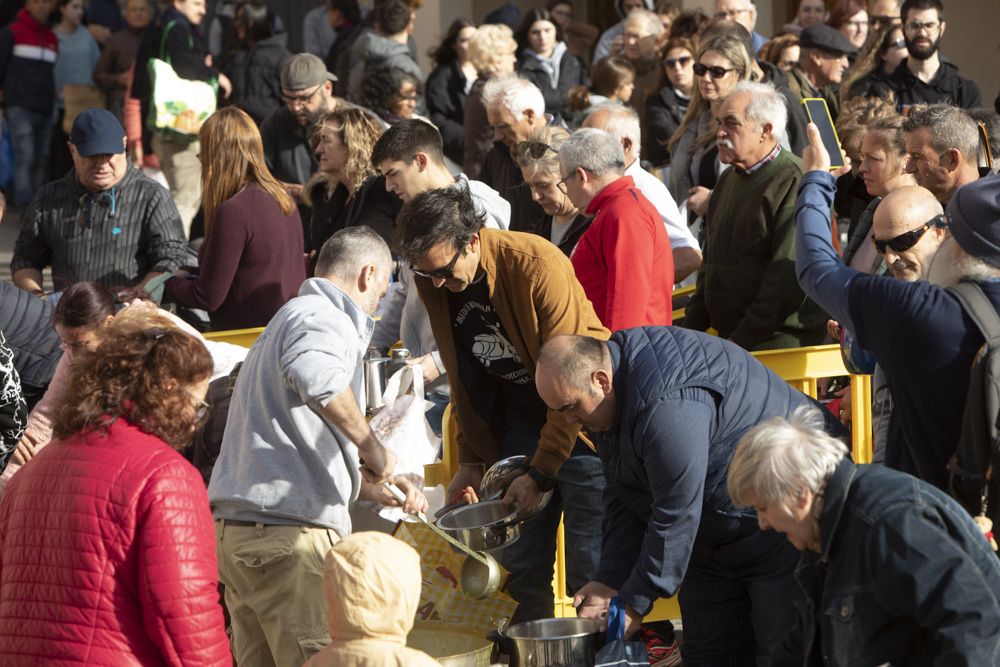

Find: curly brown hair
<box><xmin>52</xmin><ymin>309</ymin><xmax>214</xmax><ymax>450</ymax></box>
<box><xmin>305</xmin><ymin>107</ymin><xmax>383</xmax><ymax>205</ymax></box>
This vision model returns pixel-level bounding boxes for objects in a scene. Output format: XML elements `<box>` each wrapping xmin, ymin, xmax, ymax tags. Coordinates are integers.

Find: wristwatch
<box><xmin>526</xmin><ymin>466</ymin><xmax>556</xmax><ymax>492</ymax></box>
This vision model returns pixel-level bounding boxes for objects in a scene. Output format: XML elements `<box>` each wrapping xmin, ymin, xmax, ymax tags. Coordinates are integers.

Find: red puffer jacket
<box><xmin>0</xmin><ymin>418</ymin><xmax>231</xmax><ymax>666</ymax></box>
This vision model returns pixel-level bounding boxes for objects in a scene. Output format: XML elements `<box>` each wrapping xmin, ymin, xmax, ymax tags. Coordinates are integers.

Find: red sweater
<box><xmin>571</xmin><ymin>175</ymin><xmax>673</xmax><ymax>331</ymax></box>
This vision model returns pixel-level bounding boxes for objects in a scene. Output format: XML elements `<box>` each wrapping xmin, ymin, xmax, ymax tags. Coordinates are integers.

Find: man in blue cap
<box><xmin>11</xmin><ymin>108</ymin><xmax>191</xmax><ymax>296</ymax></box>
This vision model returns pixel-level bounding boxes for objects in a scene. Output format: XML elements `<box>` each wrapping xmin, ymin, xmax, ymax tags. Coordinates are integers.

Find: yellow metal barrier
<box><xmin>203</xmin><ymin>327</ymin><xmax>265</xmax><ymax>348</ymax></box>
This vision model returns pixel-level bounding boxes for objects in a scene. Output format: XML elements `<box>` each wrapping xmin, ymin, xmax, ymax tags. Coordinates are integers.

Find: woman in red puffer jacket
<box><xmin>0</xmin><ymin>308</ymin><xmax>231</xmax><ymax>666</ymax></box>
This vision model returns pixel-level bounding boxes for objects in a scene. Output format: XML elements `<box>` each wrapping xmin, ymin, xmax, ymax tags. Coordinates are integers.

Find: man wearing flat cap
<box><xmin>11</xmin><ymin>108</ymin><xmax>191</xmax><ymax>296</ymax></box>
<box><xmin>787</xmin><ymin>23</ymin><xmax>857</xmax><ymax>122</ymax></box>
<box><xmin>796</xmin><ymin>122</ymin><xmax>1000</xmax><ymax>493</ymax></box>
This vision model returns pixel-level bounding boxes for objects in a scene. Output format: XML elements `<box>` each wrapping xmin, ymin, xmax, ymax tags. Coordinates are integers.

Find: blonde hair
<box><xmin>468</xmin><ymin>24</ymin><xmax>517</xmax><ymax>74</ymax></box>
<box><xmin>199</xmin><ymin>107</ymin><xmax>295</xmax><ymax>235</ymax></box>
<box><xmin>304</xmin><ymin>107</ymin><xmax>383</xmax><ymax>204</ymax></box>
<box><xmin>513</xmin><ymin>124</ymin><xmax>572</xmax><ymax>176</ymax></box>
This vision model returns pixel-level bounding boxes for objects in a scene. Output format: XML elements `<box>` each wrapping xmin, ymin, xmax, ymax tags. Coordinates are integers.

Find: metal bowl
<box><xmin>436</xmin><ymin>500</ymin><xmax>521</xmax><ymax>553</ymax></box>
<box><xmin>504</xmin><ymin>618</ymin><xmax>600</xmax><ymax>667</ymax></box>
<box><xmin>479</xmin><ymin>455</ymin><xmax>554</xmax><ymax>521</ymax></box>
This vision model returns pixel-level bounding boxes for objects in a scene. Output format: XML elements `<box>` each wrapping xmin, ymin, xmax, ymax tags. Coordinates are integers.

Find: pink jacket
<box><xmin>0</xmin><ymin>417</ymin><xmax>231</xmax><ymax>665</ymax></box>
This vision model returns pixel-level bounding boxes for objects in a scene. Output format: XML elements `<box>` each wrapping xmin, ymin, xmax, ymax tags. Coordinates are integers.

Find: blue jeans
<box><xmin>677</xmin><ymin>527</ymin><xmax>802</xmax><ymax>666</ymax></box>
<box><xmin>496</xmin><ymin>417</ymin><xmax>605</xmax><ymax>624</ymax></box>
<box><xmin>7</xmin><ymin>107</ymin><xmax>55</xmax><ymax>209</ymax></box>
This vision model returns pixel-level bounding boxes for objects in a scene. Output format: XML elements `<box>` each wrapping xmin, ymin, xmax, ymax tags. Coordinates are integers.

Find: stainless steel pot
<box><xmin>504</xmin><ymin>618</ymin><xmax>599</xmax><ymax>667</ymax></box>
<box><xmin>436</xmin><ymin>500</ymin><xmax>521</xmax><ymax>553</ymax></box>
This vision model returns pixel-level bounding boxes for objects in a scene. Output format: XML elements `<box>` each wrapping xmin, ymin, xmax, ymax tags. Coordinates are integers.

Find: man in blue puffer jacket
<box><xmin>535</xmin><ymin>327</ymin><xmax>847</xmax><ymax>667</ymax></box>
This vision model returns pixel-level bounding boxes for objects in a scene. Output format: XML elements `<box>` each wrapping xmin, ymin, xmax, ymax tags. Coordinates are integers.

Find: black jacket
<box><xmin>221</xmin><ymin>32</ymin><xmax>290</xmax><ymax>125</ymax></box>
<box><xmin>425</xmin><ymin>60</ymin><xmax>470</xmax><ymax>165</ymax></box>
<box><xmin>884</xmin><ymin>59</ymin><xmax>982</xmax><ymax>110</ymax></box>
<box><xmin>517</xmin><ymin>48</ymin><xmax>589</xmax><ymax>121</ymax></box>
<box><xmin>324</xmin><ymin>21</ymin><xmax>364</xmax><ymax>98</ymax></box>
<box><xmin>479</xmin><ymin>142</ymin><xmax>545</xmax><ymax>234</ymax></box>
<box><xmin>642</xmin><ymin>86</ymin><xmax>688</xmax><ymax>168</ymax></box>
<box><xmin>0</xmin><ymin>282</ymin><xmax>61</xmax><ymax>390</ymax></box>
<box><xmin>789</xmin><ymin>458</ymin><xmax>1000</xmax><ymax>666</ymax></box>
<box><xmin>536</xmin><ymin>214</ymin><xmax>592</xmax><ymax>257</ymax></box>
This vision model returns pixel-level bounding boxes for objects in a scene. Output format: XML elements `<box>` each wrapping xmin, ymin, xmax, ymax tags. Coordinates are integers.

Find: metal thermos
<box><xmin>363</xmin><ymin>347</ymin><xmax>390</xmax><ymax>415</ymax></box>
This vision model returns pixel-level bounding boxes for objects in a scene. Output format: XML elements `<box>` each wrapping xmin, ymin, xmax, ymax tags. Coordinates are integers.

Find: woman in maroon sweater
<box><xmin>165</xmin><ymin>107</ymin><xmax>305</xmax><ymax>330</ymax></box>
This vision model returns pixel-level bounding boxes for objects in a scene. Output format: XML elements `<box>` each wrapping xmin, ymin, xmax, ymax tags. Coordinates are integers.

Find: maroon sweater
<box><xmin>166</xmin><ymin>184</ymin><xmax>305</xmax><ymax>330</ymax></box>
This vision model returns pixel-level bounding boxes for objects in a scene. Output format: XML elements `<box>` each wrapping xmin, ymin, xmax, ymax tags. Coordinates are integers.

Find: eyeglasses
<box><xmin>187</xmin><ymin>390</ymin><xmax>210</xmax><ymax>422</ymax></box>
<box><xmin>713</xmin><ymin>8</ymin><xmax>749</xmax><ymax>20</ymax></box>
<box><xmin>871</xmin><ymin>214</ymin><xmax>945</xmax><ymax>254</ymax></box>
<box><xmin>904</xmin><ymin>20</ymin><xmax>940</xmax><ymax>34</ymax></box>
<box><xmin>887</xmin><ymin>38</ymin><xmax>906</xmax><ymax>49</ymax></box>
<box><xmin>664</xmin><ymin>55</ymin><xmax>692</xmax><ymax>68</ymax></box>
<box><xmin>693</xmin><ymin>63</ymin><xmax>735</xmax><ymax>79</ymax></box>
<box><xmin>411</xmin><ymin>247</ymin><xmax>464</xmax><ymax>280</ymax></box>
<box><xmin>518</xmin><ymin>141</ymin><xmax>558</xmax><ymax>160</ymax></box>
<box><xmin>556</xmin><ymin>171</ymin><xmax>578</xmax><ymax>194</ymax></box>
<box><xmin>282</xmin><ymin>84</ymin><xmax>323</xmax><ymax>107</ymax></box>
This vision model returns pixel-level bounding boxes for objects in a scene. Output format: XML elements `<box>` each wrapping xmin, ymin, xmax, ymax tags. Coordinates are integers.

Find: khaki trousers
<box><xmin>151</xmin><ymin>134</ymin><xmax>201</xmax><ymax>238</ymax></box>
<box><xmin>215</xmin><ymin>520</ymin><xmax>340</xmax><ymax>667</ymax></box>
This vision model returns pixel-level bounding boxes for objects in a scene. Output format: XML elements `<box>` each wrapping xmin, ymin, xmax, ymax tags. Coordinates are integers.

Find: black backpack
<box><xmin>947</xmin><ymin>282</ymin><xmax>1000</xmax><ymax>528</ymax></box>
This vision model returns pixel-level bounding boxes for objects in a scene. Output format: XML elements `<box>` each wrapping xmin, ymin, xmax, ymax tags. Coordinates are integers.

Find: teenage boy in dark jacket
<box><xmin>0</xmin><ymin>0</ymin><xmax>58</xmax><ymax>209</ymax></box>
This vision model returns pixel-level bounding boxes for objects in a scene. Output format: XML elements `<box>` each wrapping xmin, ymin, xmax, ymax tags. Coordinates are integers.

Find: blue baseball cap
<box><xmin>70</xmin><ymin>108</ymin><xmax>126</xmax><ymax>157</ymax></box>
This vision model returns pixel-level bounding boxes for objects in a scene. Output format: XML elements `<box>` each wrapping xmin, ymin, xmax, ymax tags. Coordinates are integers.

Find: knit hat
<box><xmin>947</xmin><ymin>173</ymin><xmax>1000</xmax><ymax>268</ymax></box>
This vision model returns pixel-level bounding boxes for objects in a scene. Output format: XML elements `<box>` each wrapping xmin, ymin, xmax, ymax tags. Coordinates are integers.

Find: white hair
<box><xmin>559</xmin><ymin>128</ymin><xmax>625</xmax><ymax>177</ymax></box>
<box><xmin>483</xmin><ymin>75</ymin><xmax>545</xmax><ymax>119</ymax></box>
<box><xmin>587</xmin><ymin>102</ymin><xmax>642</xmax><ymax>160</ymax></box>
<box><xmin>727</xmin><ymin>406</ymin><xmax>848</xmax><ymax>510</ymax></box>
<box><xmin>928</xmin><ymin>236</ymin><xmax>1000</xmax><ymax>287</ymax></box>
<box><xmin>624</xmin><ymin>8</ymin><xmax>662</xmax><ymax>37</ymax></box>
<box><xmin>726</xmin><ymin>80</ymin><xmax>789</xmax><ymax>150</ymax></box>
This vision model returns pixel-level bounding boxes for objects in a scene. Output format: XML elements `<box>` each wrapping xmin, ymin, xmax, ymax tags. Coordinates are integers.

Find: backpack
<box><xmin>946</xmin><ymin>282</ymin><xmax>1000</xmax><ymax>531</ymax></box>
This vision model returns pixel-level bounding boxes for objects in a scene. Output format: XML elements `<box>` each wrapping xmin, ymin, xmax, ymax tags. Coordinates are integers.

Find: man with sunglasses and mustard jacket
<box><xmin>396</xmin><ymin>185</ymin><xmax>610</xmax><ymax>625</ymax></box>
<box><xmin>797</xmin><ymin>120</ymin><xmax>1000</xmax><ymax>492</ymax></box>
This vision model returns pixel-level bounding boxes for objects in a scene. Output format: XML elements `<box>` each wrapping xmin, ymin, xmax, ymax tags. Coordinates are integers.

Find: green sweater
<box><xmin>683</xmin><ymin>149</ymin><xmax>827</xmax><ymax>350</ymax></box>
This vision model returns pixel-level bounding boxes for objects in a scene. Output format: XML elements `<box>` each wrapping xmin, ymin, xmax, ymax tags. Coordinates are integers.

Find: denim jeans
<box><xmin>496</xmin><ymin>416</ymin><xmax>605</xmax><ymax>624</ymax></box>
<box><xmin>677</xmin><ymin>526</ymin><xmax>802</xmax><ymax>666</ymax></box>
<box><xmin>7</xmin><ymin>106</ymin><xmax>55</xmax><ymax>209</ymax></box>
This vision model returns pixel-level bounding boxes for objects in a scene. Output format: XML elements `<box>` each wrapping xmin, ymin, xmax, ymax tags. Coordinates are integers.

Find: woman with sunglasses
<box><xmin>667</xmin><ymin>32</ymin><xmax>752</xmax><ymax>220</ymax></box>
<box><xmin>0</xmin><ymin>308</ymin><xmax>231</xmax><ymax>665</ymax></box>
<box><xmin>514</xmin><ymin>126</ymin><xmax>592</xmax><ymax>256</ymax></box>
<box><xmin>841</xmin><ymin>22</ymin><xmax>908</xmax><ymax>103</ymax></box>
<box><xmin>643</xmin><ymin>36</ymin><xmax>695</xmax><ymax>169</ymax></box>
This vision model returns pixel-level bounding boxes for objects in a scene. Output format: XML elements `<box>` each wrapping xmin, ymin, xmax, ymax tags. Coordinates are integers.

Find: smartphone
<box><xmin>802</xmin><ymin>98</ymin><xmax>846</xmax><ymax>169</ymax></box>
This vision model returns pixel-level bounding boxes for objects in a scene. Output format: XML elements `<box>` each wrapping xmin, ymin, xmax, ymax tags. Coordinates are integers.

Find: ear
<box><xmin>415</xmin><ymin>152</ymin><xmax>428</xmax><ymax>171</ymax></box>
<box><xmin>938</xmin><ymin>20</ymin><xmax>946</xmax><ymax>38</ymax></box>
<box><xmin>468</xmin><ymin>232</ymin><xmax>480</xmax><ymax>252</ymax></box>
<box><xmin>357</xmin><ymin>264</ymin><xmax>376</xmax><ymax>292</ymax></box>
<box><xmin>593</xmin><ymin>368</ymin><xmax>613</xmax><ymax>394</ymax></box>
<box><xmin>621</xmin><ymin>137</ymin><xmax>633</xmax><ymax>155</ymax></box>
<box><xmin>761</xmin><ymin>122</ymin><xmax>773</xmax><ymax>141</ymax></box>
<box><xmin>524</xmin><ymin>108</ymin><xmax>537</xmax><ymax>125</ymax></box>
<box><xmin>943</xmin><ymin>148</ymin><xmax>961</xmax><ymax>171</ymax></box>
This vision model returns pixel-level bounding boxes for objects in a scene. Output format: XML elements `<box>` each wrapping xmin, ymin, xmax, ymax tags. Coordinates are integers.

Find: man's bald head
<box><xmin>536</xmin><ymin>335</ymin><xmax>617</xmax><ymax>433</ymax></box>
<box><xmin>537</xmin><ymin>335</ymin><xmax>611</xmax><ymax>390</ymax></box>
<box><xmin>873</xmin><ymin>185</ymin><xmax>947</xmax><ymax>281</ymax></box>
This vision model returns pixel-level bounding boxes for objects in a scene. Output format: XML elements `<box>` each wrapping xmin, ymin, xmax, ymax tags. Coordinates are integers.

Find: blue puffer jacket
<box><xmin>592</xmin><ymin>326</ymin><xmax>845</xmax><ymax>614</ymax></box>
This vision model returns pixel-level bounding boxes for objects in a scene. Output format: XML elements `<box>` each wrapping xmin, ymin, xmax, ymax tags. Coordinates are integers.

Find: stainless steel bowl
<box><xmin>479</xmin><ymin>455</ymin><xmax>554</xmax><ymax>521</ymax></box>
<box><xmin>436</xmin><ymin>500</ymin><xmax>521</xmax><ymax>553</ymax></box>
<box><xmin>504</xmin><ymin>617</ymin><xmax>599</xmax><ymax>667</ymax></box>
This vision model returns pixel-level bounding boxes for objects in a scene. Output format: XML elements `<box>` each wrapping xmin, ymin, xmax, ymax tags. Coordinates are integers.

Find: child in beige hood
<box><xmin>304</xmin><ymin>531</ymin><xmax>440</xmax><ymax>667</ymax></box>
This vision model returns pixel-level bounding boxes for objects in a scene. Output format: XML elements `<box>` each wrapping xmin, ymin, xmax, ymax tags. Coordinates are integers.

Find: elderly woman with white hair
<box><xmin>728</xmin><ymin>406</ymin><xmax>1000</xmax><ymax>666</ymax></box>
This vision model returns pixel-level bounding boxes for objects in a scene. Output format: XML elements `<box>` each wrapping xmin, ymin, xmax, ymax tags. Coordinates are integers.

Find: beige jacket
<box><xmin>304</xmin><ymin>532</ymin><xmax>439</xmax><ymax>667</ymax></box>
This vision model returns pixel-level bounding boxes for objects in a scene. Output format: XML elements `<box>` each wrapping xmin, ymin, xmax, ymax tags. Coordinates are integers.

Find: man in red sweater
<box><xmin>559</xmin><ymin>127</ymin><xmax>673</xmax><ymax>331</ymax></box>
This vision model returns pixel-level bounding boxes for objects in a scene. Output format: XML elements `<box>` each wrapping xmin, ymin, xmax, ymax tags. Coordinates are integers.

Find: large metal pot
<box><xmin>504</xmin><ymin>618</ymin><xmax>599</xmax><ymax>667</ymax></box>
<box><xmin>407</xmin><ymin>621</ymin><xmax>495</xmax><ymax>666</ymax></box>
<box><xmin>436</xmin><ymin>500</ymin><xmax>521</xmax><ymax>553</ymax></box>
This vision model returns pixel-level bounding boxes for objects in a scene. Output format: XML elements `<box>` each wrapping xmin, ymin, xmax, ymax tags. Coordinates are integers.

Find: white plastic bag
<box><xmin>362</xmin><ymin>365</ymin><xmax>441</xmax><ymax>521</ymax></box>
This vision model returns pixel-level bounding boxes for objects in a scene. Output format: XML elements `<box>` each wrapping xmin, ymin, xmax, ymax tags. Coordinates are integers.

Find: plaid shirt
<box><xmin>11</xmin><ymin>163</ymin><xmax>193</xmax><ymax>290</ymax></box>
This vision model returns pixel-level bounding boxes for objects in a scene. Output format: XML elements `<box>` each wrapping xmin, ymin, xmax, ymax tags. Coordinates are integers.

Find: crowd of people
<box><xmin>1</xmin><ymin>0</ymin><xmax>1000</xmax><ymax>665</ymax></box>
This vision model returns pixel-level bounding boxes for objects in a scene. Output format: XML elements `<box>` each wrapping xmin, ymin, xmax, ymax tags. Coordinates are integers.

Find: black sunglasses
<box><xmin>664</xmin><ymin>55</ymin><xmax>692</xmax><ymax>68</ymax></box>
<box><xmin>518</xmin><ymin>141</ymin><xmax>558</xmax><ymax>160</ymax></box>
<box><xmin>871</xmin><ymin>214</ymin><xmax>945</xmax><ymax>254</ymax></box>
<box><xmin>693</xmin><ymin>63</ymin><xmax>734</xmax><ymax>79</ymax></box>
<box><xmin>411</xmin><ymin>247</ymin><xmax>463</xmax><ymax>280</ymax></box>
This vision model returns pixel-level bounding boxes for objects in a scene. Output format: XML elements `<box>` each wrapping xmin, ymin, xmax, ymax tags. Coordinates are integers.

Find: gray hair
<box><xmin>586</xmin><ymin>102</ymin><xmax>642</xmax><ymax>160</ymax></box>
<box><xmin>624</xmin><ymin>8</ymin><xmax>663</xmax><ymax>37</ymax></box>
<box><xmin>483</xmin><ymin>75</ymin><xmax>545</xmax><ymax>119</ymax></box>
<box><xmin>315</xmin><ymin>226</ymin><xmax>392</xmax><ymax>282</ymax></box>
<box><xmin>903</xmin><ymin>104</ymin><xmax>980</xmax><ymax>164</ymax></box>
<box><xmin>727</xmin><ymin>406</ymin><xmax>848</xmax><ymax>510</ymax></box>
<box><xmin>558</xmin><ymin>128</ymin><xmax>625</xmax><ymax>178</ymax></box>
<box><xmin>725</xmin><ymin>80</ymin><xmax>789</xmax><ymax>149</ymax></box>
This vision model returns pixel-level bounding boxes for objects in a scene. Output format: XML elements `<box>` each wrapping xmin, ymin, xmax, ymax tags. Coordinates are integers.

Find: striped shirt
<box><xmin>11</xmin><ymin>164</ymin><xmax>193</xmax><ymax>290</ymax></box>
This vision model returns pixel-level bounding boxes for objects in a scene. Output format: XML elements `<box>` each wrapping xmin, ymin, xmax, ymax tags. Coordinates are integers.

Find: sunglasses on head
<box><xmin>664</xmin><ymin>55</ymin><xmax>692</xmax><ymax>68</ymax></box>
<box><xmin>518</xmin><ymin>141</ymin><xmax>557</xmax><ymax>160</ymax></box>
<box><xmin>871</xmin><ymin>214</ymin><xmax>945</xmax><ymax>254</ymax></box>
<box><xmin>693</xmin><ymin>63</ymin><xmax>735</xmax><ymax>79</ymax></box>
<box><xmin>411</xmin><ymin>246</ymin><xmax>463</xmax><ymax>280</ymax></box>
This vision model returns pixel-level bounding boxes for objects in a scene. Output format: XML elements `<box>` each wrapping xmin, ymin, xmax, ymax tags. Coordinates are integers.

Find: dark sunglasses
<box><xmin>887</xmin><ymin>38</ymin><xmax>906</xmax><ymax>49</ymax></box>
<box><xmin>411</xmin><ymin>247</ymin><xmax>463</xmax><ymax>280</ymax></box>
<box><xmin>518</xmin><ymin>141</ymin><xmax>557</xmax><ymax>160</ymax></box>
<box><xmin>664</xmin><ymin>55</ymin><xmax>692</xmax><ymax>68</ymax></box>
<box><xmin>693</xmin><ymin>63</ymin><xmax>734</xmax><ymax>79</ymax></box>
<box><xmin>871</xmin><ymin>214</ymin><xmax>945</xmax><ymax>254</ymax></box>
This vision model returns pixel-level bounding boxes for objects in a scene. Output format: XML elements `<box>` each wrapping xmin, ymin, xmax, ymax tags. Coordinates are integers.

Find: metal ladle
<box><xmin>384</xmin><ymin>483</ymin><xmax>502</xmax><ymax>599</ymax></box>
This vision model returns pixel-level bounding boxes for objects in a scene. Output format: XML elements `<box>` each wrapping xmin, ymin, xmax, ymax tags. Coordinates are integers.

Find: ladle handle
<box><xmin>382</xmin><ymin>483</ymin><xmax>492</xmax><ymax>567</ymax></box>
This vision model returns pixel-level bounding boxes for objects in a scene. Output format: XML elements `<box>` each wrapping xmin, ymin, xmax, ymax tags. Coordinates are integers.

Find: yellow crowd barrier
<box><xmin>203</xmin><ymin>326</ymin><xmax>265</xmax><ymax>348</ymax></box>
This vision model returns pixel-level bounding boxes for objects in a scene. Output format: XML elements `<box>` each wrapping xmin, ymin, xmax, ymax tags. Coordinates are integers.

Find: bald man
<box><xmin>871</xmin><ymin>185</ymin><xmax>947</xmax><ymax>281</ymax></box>
<box><xmin>535</xmin><ymin>329</ymin><xmax>846</xmax><ymax>666</ymax></box>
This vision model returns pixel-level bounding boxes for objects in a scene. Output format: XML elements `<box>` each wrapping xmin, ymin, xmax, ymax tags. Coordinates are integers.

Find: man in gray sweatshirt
<box><xmin>209</xmin><ymin>227</ymin><xmax>427</xmax><ymax>667</ymax></box>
